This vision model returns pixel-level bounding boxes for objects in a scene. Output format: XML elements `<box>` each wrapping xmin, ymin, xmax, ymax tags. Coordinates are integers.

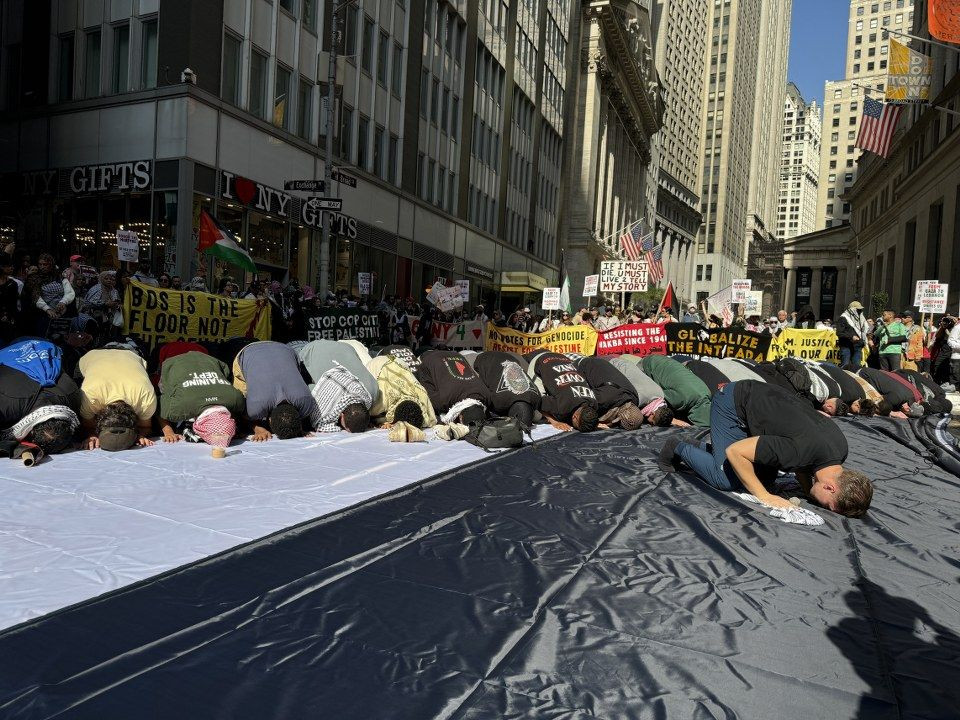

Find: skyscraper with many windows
<box><xmin>0</xmin><ymin>0</ymin><xmax>576</xmax><ymax>308</ymax></box>
<box><xmin>777</xmin><ymin>82</ymin><xmax>822</xmax><ymax>240</ymax></box>
<box><xmin>691</xmin><ymin>0</ymin><xmax>792</xmax><ymax>300</ymax></box>
<box><xmin>816</xmin><ymin>0</ymin><xmax>914</xmax><ymax>229</ymax></box>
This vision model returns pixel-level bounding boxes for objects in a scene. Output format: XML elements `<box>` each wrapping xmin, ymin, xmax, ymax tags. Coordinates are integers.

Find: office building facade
<box><xmin>0</xmin><ymin>0</ymin><xmax>577</xmax><ymax>309</ymax></box>
<box><xmin>777</xmin><ymin>82</ymin><xmax>821</xmax><ymax>240</ymax></box>
<box><xmin>560</xmin><ymin>0</ymin><xmax>663</xmax><ymax>303</ymax></box>
<box><xmin>816</xmin><ymin>0</ymin><xmax>914</xmax><ymax>229</ymax></box>
<box><xmin>691</xmin><ymin>0</ymin><xmax>792</xmax><ymax>301</ymax></box>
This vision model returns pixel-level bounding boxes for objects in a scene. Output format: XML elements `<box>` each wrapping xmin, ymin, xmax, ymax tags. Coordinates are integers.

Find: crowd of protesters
<box><xmin>0</xmin><ymin>243</ymin><xmax>956</xmax><ymax>522</ymax></box>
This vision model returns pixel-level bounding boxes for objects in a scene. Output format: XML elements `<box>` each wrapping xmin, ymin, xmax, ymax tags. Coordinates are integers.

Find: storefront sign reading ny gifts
<box><xmin>220</xmin><ymin>171</ymin><xmax>358</xmax><ymax>239</ymax></box>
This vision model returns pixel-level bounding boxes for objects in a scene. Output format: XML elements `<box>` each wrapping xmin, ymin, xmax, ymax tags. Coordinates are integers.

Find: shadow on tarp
<box><xmin>828</xmin><ymin>578</ymin><xmax>960</xmax><ymax>719</ymax></box>
<box><xmin>1</xmin><ymin>421</ymin><xmax>959</xmax><ymax>719</ymax></box>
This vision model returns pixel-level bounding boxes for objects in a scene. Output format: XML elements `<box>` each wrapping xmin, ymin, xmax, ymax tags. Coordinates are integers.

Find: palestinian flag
<box><xmin>197</xmin><ymin>210</ymin><xmax>257</xmax><ymax>272</ymax></box>
<box><xmin>558</xmin><ymin>249</ymin><xmax>572</xmax><ymax>314</ymax></box>
<box><xmin>657</xmin><ymin>281</ymin><xmax>681</xmax><ymax>320</ymax></box>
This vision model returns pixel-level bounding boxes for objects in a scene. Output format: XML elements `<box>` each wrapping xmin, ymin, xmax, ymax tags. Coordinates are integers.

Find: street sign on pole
<box><xmin>310</xmin><ymin>197</ymin><xmax>343</xmax><ymax>211</ymax></box>
<box><xmin>284</xmin><ymin>180</ymin><xmax>325</xmax><ymax>192</ymax></box>
<box><xmin>331</xmin><ymin>170</ymin><xmax>358</xmax><ymax>188</ymax></box>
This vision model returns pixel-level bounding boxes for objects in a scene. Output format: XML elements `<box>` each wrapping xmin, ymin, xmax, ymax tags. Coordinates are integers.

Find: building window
<box><xmin>141</xmin><ymin>20</ymin><xmax>157</xmax><ymax>89</ymax></box>
<box><xmin>374</xmin><ymin>125</ymin><xmax>385</xmax><ymax>178</ymax></box>
<box><xmin>249</xmin><ymin>49</ymin><xmax>268</xmax><ymax>119</ymax></box>
<box><xmin>274</xmin><ymin>64</ymin><xmax>291</xmax><ymax>129</ymax></box>
<box><xmin>340</xmin><ymin>105</ymin><xmax>354</xmax><ymax>159</ymax></box>
<box><xmin>303</xmin><ymin>0</ymin><xmax>318</xmax><ymax>32</ymax></box>
<box><xmin>344</xmin><ymin>6</ymin><xmax>358</xmax><ymax>58</ymax></box>
<box><xmin>58</xmin><ymin>34</ymin><xmax>74</xmax><ymax>102</ymax></box>
<box><xmin>84</xmin><ymin>30</ymin><xmax>101</xmax><ymax>98</ymax></box>
<box><xmin>361</xmin><ymin>17</ymin><xmax>375</xmax><ymax>73</ymax></box>
<box><xmin>280</xmin><ymin>0</ymin><xmax>297</xmax><ymax>15</ymax></box>
<box><xmin>419</xmin><ymin>70</ymin><xmax>429</xmax><ymax>117</ymax></box>
<box><xmin>696</xmin><ymin>264</ymin><xmax>703</xmax><ymax>281</ymax></box>
<box><xmin>391</xmin><ymin>43</ymin><xmax>403</xmax><ymax>95</ymax></box>
<box><xmin>377</xmin><ymin>31</ymin><xmax>389</xmax><ymax>85</ymax></box>
<box><xmin>388</xmin><ymin>134</ymin><xmax>399</xmax><ymax>184</ymax></box>
<box><xmin>451</xmin><ymin>96</ymin><xmax>460</xmax><ymax>140</ymax></box>
<box><xmin>297</xmin><ymin>78</ymin><xmax>312</xmax><ymax>139</ymax></box>
<box><xmin>112</xmin><ymin>24</ymin><xmax>129</xmax><ymax>93</ymax></box>
<box><xmin>431</xmin><ymin>78</ymin><xmax>440</xmax><ymax>124</ymax></box>
<box><xmin>221</xmin><ymin>33</ymin><xmax>242</xmax><ymax>105</ymax></box>
<box><xmin>357</xmin><ymin>115</ymin><xmax>370</xmax><ymax>169</ymax></box>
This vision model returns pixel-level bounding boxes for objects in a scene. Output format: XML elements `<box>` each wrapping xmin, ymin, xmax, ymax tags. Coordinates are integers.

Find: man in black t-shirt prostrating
<box><xmin>660</xmin><ymin>380</ymin><xmax>873</xmax><ymax>518</ymax></box>
<box><xmin>525</xmin><ymin>350</ymin><xmax>600</xmax><ymax>432</ymax></box>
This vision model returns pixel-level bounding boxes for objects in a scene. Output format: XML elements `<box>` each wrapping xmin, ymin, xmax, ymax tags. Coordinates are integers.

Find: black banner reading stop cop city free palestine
<box><xmin>303</xmin><ymin>307</ymin><xmax>381</xmax><ymax>342</ymax></box>
<box><xmin>665</xmin><ymin>322</ymin><xmax>771</xmax><ymax>362</ymax></box>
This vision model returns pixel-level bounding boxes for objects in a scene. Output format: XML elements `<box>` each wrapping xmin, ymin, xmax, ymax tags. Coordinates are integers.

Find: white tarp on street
<box><xmin>0</xmin><ymin>427</ymin><xmax>557</xmax><ymax>631</ymax></box>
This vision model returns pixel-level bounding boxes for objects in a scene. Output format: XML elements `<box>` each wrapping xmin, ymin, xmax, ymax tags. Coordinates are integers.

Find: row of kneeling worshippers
<box><xmin>0</xmin><ymin>336</ymin><xmax>952</xmax><ymax>460</ymax></box>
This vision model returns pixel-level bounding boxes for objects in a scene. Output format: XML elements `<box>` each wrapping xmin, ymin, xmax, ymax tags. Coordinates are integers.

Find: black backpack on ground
<box><xmin>464</xmin><ymin>416</ymin><xmax>528</xmax><ymax>450</ymax></box>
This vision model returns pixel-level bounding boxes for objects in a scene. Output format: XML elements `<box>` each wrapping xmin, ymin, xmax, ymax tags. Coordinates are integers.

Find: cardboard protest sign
<box><xmin>599</xmin><ymin>261</ymin><xmax>648</xmax><ymax>293</ymax></box>
<box><xmin>583</xmin><ymin>274</ymin><xmax>599</xmax><ymax>297</ymax></box>
<box><xmin>665</xmin><ymin>323</ymin><xmax>770</xmax><ymax>361</ymax></box>
<box><xmin>595</xmin><ymin>322</ymin><xmax>667</xmax><ymax>357</ymax></box>
<box><xmin>123</xmin><ymin>280</ymin><xmax>271</xmax><ymax>349</ymax></box>
<box><xmin>303</xmin><ymin>307</ymin><xmax>381</xmax><ymax>342</ymax></box>
<box><xmin>116</xmin><ymin>230</ymin><xmax>139</xmax><ymax>263</ymax></box>
<box><xmin>542</xmin><ymin>288</ymin><xmax>561</xmax><ymax>311</ymax></box>
<box><xmin>767</xmin><ymin>327</ymin><xmax>841</xmax><ymax>364</ymax></box>
<box><xmin>917</xmin><ymin>282</ymin><xmax>948</xmax><ymax>313</ymax></box>
<box><xmin>484</xmin><ymin>324</ymin><xmax>598</xmax><ymax>356</ymax></box>
<box><xmin>357</xmin><ymin>272</ymin><xmax>371</xmax><ymax>296</ymax></box>
<box><xmin>731</xmin><ymin>279</ymin><xmax>752</xmax><ymax>304</ymax></box>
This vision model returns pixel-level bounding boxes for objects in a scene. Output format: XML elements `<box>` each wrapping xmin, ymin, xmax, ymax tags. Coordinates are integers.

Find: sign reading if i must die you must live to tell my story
<box><xmin>599</xmin><ymin>261</ymin><xmax>648</xmax><ymax>293</ymax></box>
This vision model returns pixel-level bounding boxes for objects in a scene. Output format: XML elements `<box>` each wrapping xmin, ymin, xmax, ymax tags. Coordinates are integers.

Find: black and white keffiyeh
<box><xmin>310</xmin><ymin>362</ymin><xmax>373</xmax><ymax>432</ymax></box>
<box><xmin>2</xmin><ymin>405</ymin><xmax>79</xmax><ymax>441</ymax></box>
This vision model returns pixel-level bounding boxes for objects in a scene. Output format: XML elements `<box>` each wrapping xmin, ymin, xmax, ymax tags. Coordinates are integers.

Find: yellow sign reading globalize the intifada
<box><xmin>885</xmin><ymin>38</ymin><xmax>932</xmax><ymax>104</ymax></box>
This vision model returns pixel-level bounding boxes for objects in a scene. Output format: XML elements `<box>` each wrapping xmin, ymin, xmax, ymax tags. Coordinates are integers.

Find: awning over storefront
<box><xmin>499</xmin><ymin>271</ymin><xmax>547</xmax><ymax>293</ymax></box>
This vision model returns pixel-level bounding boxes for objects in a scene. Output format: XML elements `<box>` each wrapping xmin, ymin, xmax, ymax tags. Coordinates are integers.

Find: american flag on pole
<box><xmin>642</xmin><ymin>235</ymin><xmax>664</xmax><ymax>285</ymax></box>
<box><xmin>855</xmin><ymin>96</ymin><xmax>903</xmax><ymax>158</ymax></box>
<box><xmin>619</xmin><ymin>221</ymin><xmax>644</xmax><ymax>261</ymax></box>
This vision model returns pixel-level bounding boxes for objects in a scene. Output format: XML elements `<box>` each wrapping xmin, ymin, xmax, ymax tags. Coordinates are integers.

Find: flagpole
<box><xmin>851</xmin><ymin>81</ymin><xmax>960</xmax><ymax>117</ymax></box>
<box><xmin>882</xmin><ymin>27</ymin><xmax>960</xmax><ymax>54</ymax></box>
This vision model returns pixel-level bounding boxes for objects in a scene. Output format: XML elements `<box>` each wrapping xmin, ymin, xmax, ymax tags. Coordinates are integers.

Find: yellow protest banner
<box><xmin>484</xmin><ymin>323</ymin><xmax>598</xmax><ymax>356</ymax></box>
<box><xmin>123</xmin><ymin>280</ymin><xmax>271</xmax><ymax>349</ymax></box>
<box><xmin>767</xmin><ymin>328</ymin><xmax>841</xmax><ymax>364</ymax></box>
<box><xmin>885</xmin><ymin>39</ymin><xmax>932</xmax><ymax>104</ymax></box>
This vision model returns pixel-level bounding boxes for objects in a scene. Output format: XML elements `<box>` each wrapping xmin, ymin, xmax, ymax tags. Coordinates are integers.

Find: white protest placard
<box><xmin>599</xmin><ymin>261</ymin><xmax>648</xmax><ymax>293</ymax></box>
<box><xmin>918</xmin><ymin>282</ymin><xmax>948</xmax><ymax>313</ymax></box>
<box><xmin>429</xmin><ymin>282</ymin><xmax>464</xmax><ymax>312</ymax></box>
<box><xmin>583</xmin><ymin>274</ymin><xmax>599</xmax><ymax>297</ymax></box>
<box><xmin>542</xmin><ymin>287</ymin><xmax>561</xmax><ymax>311</ymax></box>
<box><xmin>357</xmin><ymin>272</ymin><xmax>371</xmax><ymax>296</ymax></box>
<box><xmin>914</xmin><ymin>280</ymin><xmax>935</xmax><ymax>306</ymax></box>
<box><xmin>454</xmin><ymin>279</ymin><xmax>470</xmax><ymax>301</ymax></box>
<box><xmin>116</xmin><ymin>230</ymin><xmax>139</xmax><ymax>263</ymax></box>
<box><xmin>731</xmin><ymin>279</ymin><xmax>752</xmax><ymax>304</ymax></box>
<box><xmin>744</xmin><ymin>290</ymin><xmax>763</xmax><ymax>315</ymax></box>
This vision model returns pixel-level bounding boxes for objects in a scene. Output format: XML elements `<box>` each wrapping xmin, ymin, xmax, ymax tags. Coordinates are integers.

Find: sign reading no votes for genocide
<box><xmin>484</xmin><ymin>324</ymin><xmax>598</xmax><ymax>356</ymax></box>
<box><xmin>123</xmin><ymin>281</ymin><xmax>272</xmax><ymax>349</ymax></box>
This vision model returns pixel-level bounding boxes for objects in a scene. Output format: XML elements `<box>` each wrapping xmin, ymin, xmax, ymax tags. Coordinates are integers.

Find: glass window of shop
<box><xmin>194</xmin><ymin>194</ymin><xmax>314</xmax><ymax>294</ymax></box>
<box><xmin>53</xmin><ymin>190</ymin><xmax>159</xmax><ymax>270</ymax></box>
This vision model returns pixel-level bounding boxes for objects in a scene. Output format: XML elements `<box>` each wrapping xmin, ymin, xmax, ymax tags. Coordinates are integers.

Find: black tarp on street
<box><xmin>1</xmin><ymin>418</ymin><xmax>959</xmax><ymax>719</ymax></box>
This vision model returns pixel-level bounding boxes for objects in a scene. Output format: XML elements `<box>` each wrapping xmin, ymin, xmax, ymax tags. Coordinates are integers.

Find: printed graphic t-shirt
<box><xmin>160</xmin><ymin>351</ymin><xmax>246</xmax><ymax>422</ymax></box>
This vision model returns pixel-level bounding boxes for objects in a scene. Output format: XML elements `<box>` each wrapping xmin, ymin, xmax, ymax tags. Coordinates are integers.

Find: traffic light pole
<box><xmin>319</xmin><ymin>2</ymin><xmax>352</xmax><ymax>298</ymax></box>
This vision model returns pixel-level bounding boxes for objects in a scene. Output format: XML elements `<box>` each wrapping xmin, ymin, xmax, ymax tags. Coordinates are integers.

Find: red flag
<box><xmin>657</xmin><ymin>282</ymin><xmax>680</xmax><ymax>319</ymax></box>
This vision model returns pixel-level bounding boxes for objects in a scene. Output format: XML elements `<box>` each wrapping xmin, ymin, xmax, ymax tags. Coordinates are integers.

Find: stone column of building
<box><xmin>784</xmin><ymin>268</ymin><xmax>797</xmax><ymax>311</ymax></box>
<box><xmin>809</xmin><ymin>267</ymin><xmax>823</xmax><ymax>318</ymax></box>
<box><xmin>559</xmin><ymin>0</ymin><xmax>663</xmax><ymax>299</ymax></box>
